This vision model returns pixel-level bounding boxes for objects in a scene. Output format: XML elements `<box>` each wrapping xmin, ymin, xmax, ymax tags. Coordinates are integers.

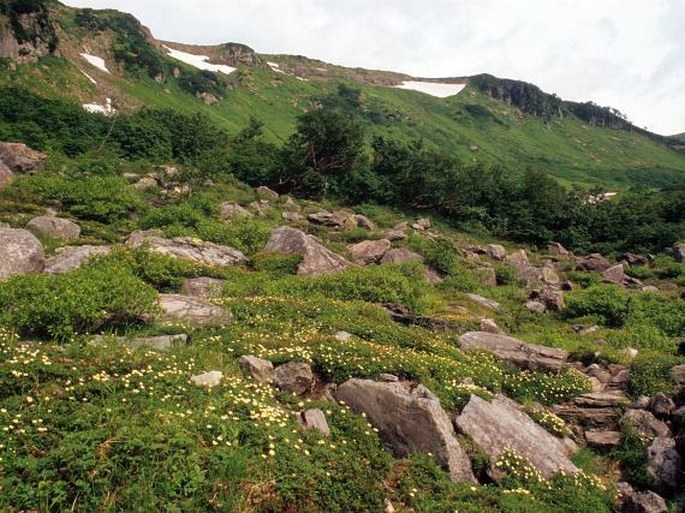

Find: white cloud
<box><xmin>63</xmin><ymin>0</ymin><xmax>684</xmax><ymax>134</ymax></box>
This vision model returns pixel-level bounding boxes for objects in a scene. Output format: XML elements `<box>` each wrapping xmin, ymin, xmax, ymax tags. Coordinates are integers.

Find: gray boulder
<box><xmin>585</xmin><ymin>430</ymin><xmax>622</xmax><ymax>449</ymax></box>
<box><xmin>667</xmin><ymin>244</ymin><xmax>685</xmax><ymax>263</ymax></box>
<box><xmin>650</xmin><ymin>393</ymin><xmax>675</xmax><ymax>418</ymax></box>
<box><xmin>475</xmin><ymin>267</ymin><xmax>497</xmax><ymax>287</ymax></box>
<box><xmin>553</xmin><ymin>393</ymin><xmax>630</xmax><ymax>428</ymax></box>
<box><xmin>385</xmin><ymin>229</ymin><xmax>406</xmax><ymax>241</ymax></box>
<box><xmin>620</xmin><ymin>409</ymin><xmax>672</xmax><ymax>441</ymax></box>
<box><xmin>282</xmin><ymin>211</ymin><xmax>301</xmax><ymax>222</ymax></box>
<box><xmin>238</xmin><ymin>355</ymin><xmax>275</xmax><ymax>384</ymax></box>
<box><xmin>127</xmin><ymin>232</ymin><xmax>246</xmax><ymax>267</ymax></box>
<box><xmin>181</xmin><ymin>277</ymin><xmax>225</xmax><ymax>298</ymax></box>
<box><xmin>347</xmin><ymin>239</ymin><xmax>391</xmax><ymax>265</ymax></box>
<box><xmin>275</xmin><ymin>362</ymin><xmax>314</xmax><ymax>395</ymax></box>
<box><xmin>27</xmin><ymin>216</ymin><xmax>81</xmax><ymax>241</ymax></box>
<box><xmin>0</xmin><ymin>142</ymin><xmax>46</xmax><ymax>174</ymax></box>
<box><xmin>191</xmin><ymin>371</ymin><xmax>223</xmax><ymax>387</ymax></box>
<box><xmin>263</xmin><ymin>226</ymin><xmax>352</xmax><ymax>276</ymax></box>
<box><xmin>256</xmin><ymin>185</ymin><xmax>279</xmax><ymax>199</ymax></box>
<box><xmin>307</xmin><ymin>209</ymin><xmax>356</xmax><ymax>228</ymax></box>
<box><xmin>602</xmin><ymin>264</ymin><xmax>627</xmax><ymax>285</ymax></box>
<box><xmin>380</xmin><ymin>248</ymin><xmax>423</xmax><ymax>265</ymax></box>
<box><xmin>300</xmin><ymin>408</ymin><xmax>331</xmax><ymax>436</ymax></box>
<box><xmin>354</xmin><ymin>214</ymin><xmax>375</xmax><ymax>231</ymax></box>
<box><xmin>465</xmin><ymin>293</ymin><xmax>500</xmax><ymax>311</ymax></box>
<box><xmin>0</xmin><ymin>228</ymin><xmax>45</xmax><ymax>280</ymax></box>
<box><xmin>576</xmin><ymin>253</ymin><xmax>613</xmax><ymax>272</ymax></box>
<box><xmin>618</xmin><ymin>483</ymin><xmax>668</xmax><ymax>513</ymax></box>
<box><xmin>219</xmin><ymin>202</ymin><xmax>253</xmax><ymax>219</ymax></box>
<box><xmin>483</xmin><ymin>244</ymin><xmax>506</xmax><ymax>260</ymax></box>
<box><xmin>336</xmin><ymin>379</ymin><xmax>475</xmax><ymax>482</ymax></box>
<box><xmin>44</xmin><ymin>245</ymin><xmax>111</xmax><ymax>274</ymax></box>
<box><xmin>547</xmin><ymin>242</ymin><xmax>570</xmax><ymax>257</ymax></box>
<box><xmin>647</xmin><ymin>436</ymin><xmax>682</xmax><ymax>494</ymax></box>
<box><xmin>157</xmin><ymin>294</ymin><xmax>230</xmax><ymax>327</ymax></box>
<box><xmin>455</xmin><ymin>394</ymin><xmax>578</xmax><ymax>480</ymax></box>
<box><xmin>458</xmin><ymin>331</ymin><xmax>568</xmax><ymax>372</ymax></box>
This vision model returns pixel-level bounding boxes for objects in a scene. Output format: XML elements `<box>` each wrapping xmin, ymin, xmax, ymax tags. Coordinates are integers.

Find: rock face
<box><xmin>238</xmin><ymin>355</ymin><xmax>275</xmax><ymax>384</ymax></box>
<box><xmin>275</xmin><ymin>362</ymin><xmax>314</xmax><ymax>395</ymax></box>
<box><xmin>618</xmin><ymin>482</ymin><xmax>669</xmax><ymax>513</ymax></box>
<box><xmin>0</xmin><ymin>228</ymin><xmax>45</xmax><ymax>280</ymax></box>
<box><xmin>620</xmin><ymin>410</ymin><xmax>672</xmax><ymax>441</ymax></box>
<box><xmin>263</xmin><ymin>226</ymin><xmax>352</xmax><ymax>276</ymax></box>
<box><xmin>256</xmin><ymin>186</ymin><xmax>279</xmax><ymax>199</ymax></box>
<box><xmin>181</xmin><ymin>277</ymin><xmax>225</xmax><ymax>298</ymax></box>
<box><xmin>585</xmin><ymin>430</ymin><xmax>622</xmax><ymax>449</ymax></box>
<box><xmin>308</xmin><ymin>210</ymin><xmax>356</xmax><ymax>228</ymax></box>
<box><xmin>336</xmin><ymin>379</ymin><xmax>475</xmax><ymax>483</ymax></box>
<box><xmin>646</xmin><ymin>436</ymin><xmax>681</xmax><ymax>494</ymax></box>
<box><xmin>157</xmin><ymin>294</ymin><xmax>230</xmax><ymax>327</ymax></box>
<box><xmin>380</xmin><ymin>248</ymin><xmax>423</xmax><ymax>265</ymax></box>
<box><xmin>576</xmin><ymin>253</ymin><xmax>613</xmax><ymax>272</ymax></box>
<box><xmin>483</xmin><ymin>244</ymin><xmax>506</xmax><ymax>260</ymax></box>
<box><xmin>26</xmin><ymin>216</ymin><xmax>81</xmax><ymax>241</ymax></box>
<box><xmin>44</xmin><ymin>245</ymin><xmax>111</xmax><ymax>274</ymax></box>
<box><xmin>219</xmin><ymin>202</ymin><xmax>253</xmax><ymax>219</ymax></box>
<box><xmin>347</xmin><ymin>239</ymin><xmax>391</xmax><ymax>264</ymax></box>
<box><xmin>0</xmin><ymin>142</ymin><xmax>46</xmax><ymax>174</ymax></box>
<box><xmin>455</xmin><ymin>394</ymin><xmax>578</xmax><ymax>479</ymax></box>
<box><xmin>191</xmin><ymin>371</ymin><xmax>223</xmax><ymax>387</ymax></box>
<box><xmin>602</xmin><ymin>264</ymin><xmax>627</xmax><ymax>285</ymax></box>
<box><xmin>127</xmin><ymin>233</ymin><xmax>246</xmax><ymax>267</ymax></box>
<box><xmin>300</xmin><ymin>408</ymin><xmax>331</xmax><ymax>436</ymax></box>
<box><xmin>553</xmin><ymin>393</ymin><xmax>630</xmax><ymax>428</ymax></box>
<box><xmin>458</xmin><ymin>331</ymin><xmax>568</xmax><ymax>372</ymax></box>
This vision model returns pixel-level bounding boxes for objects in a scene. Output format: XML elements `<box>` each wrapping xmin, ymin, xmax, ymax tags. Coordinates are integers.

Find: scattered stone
<box><xmin>334</xmin><ymin>331</ymin><xmax>352</xmax><ymax>342</ymax></box>
<box><xmin>547</xmin><ymin>242</ymin><xmax>570</xmax><ymax>257</ymax></box>
<box><xmin>480</xmin><ymin>318</ymin><xmax>502</xmax><ymax>334</ymax></box>
<box><xmin>354</xmin><ymin>214</ymin><xmax>375</xmax><ymax>230</ymax></box>
<box><xmin>413</xmin><ymin>218</ymin><xmax>431</xmax><ymax>230</ymax></box>
<box><xmin>540</xmin><ymin>267</ymin><xmax>560</xmax><ymax>285</ymax></box>
<box><xmin>238</xmin><ymin>355</ymin><xmax>275</xmax><ymax>384</ymax></box>
<box><xmin>219</xmin><ymin>202</ymin><xmax>253</xmax><ymax>219</ymax></box>
<box><xmin>385</xmin><ymin>229</ymin><xmax>406</xmax><ymax>241</ymax></box>
<box><xmin>347</xmin><ymin>239</ymin><xmax>391</xmax><ymax>265</ymax></box>
<box><xmin>300</xmin><ymin>408</ymin><xmax>331</xmax><ymax>436</ymax></box>
<box><xmin>127</xmin><ymin>232</ymin><xmax>246</xmax><ymax>267</ymax></box>
<box><xmin>0</xmin><ymin>228</ymin><xmax>45</xmax><ymax>280</ymax></box>
<box><xmin>44</xmin><ymin>245</ymin><xmax>111</xmax><ymax>274</ymax></box>
<box><xmin>191</xmin><ymin>370</ymin><xmax>223</xmax><ymax>387</ymax></box>
<box><xmin>649</xmin><ymin>393</ymin><xmax>675</xmax><ymax>418</ymax></box>
<box><xmin>620</xmin><ymin>410</ymin><xmax>672</xmax><ymax>441</ymax></box>
<box><xmin>647</xmin><ymin>436</ymin><xmax>682</xmax><ymax>494</ymax></box>
<box><xmin>263</xmin><ymin>226</ymin><xmax>352</xmax><ymax>276</ymax></box>
<box><xmin>483</xmin><ymin>244</ymin><xmax>506</xmax><ymax>260</ymax></box>
<box><xmin>250</xmin><ymin>199</ymin><xmax>271</xmax><ymax>215</ymax></box>
<box><xmin>618</xmin><ymin>482</ymin><xmax>669</xmax><ymax>513</ymax></box>
<box><xmin>585</xmin><ymin>430</ymin><xmax>622</xmax><ymax>449</ymax></box>
<box><xmin>26</xmin><ymin>216</ymin><xmax>81</xmax><ymax>241</ymax></box>
<box><xmin>282</xmin><ymin>211</ymin><xmax>301</xmax><ymax>222</ymax></box>
<box><xmin>553</xmin><ymin>393</ymin><xmax>631</xmax><ymax>428</ymax></box>
<box><xmin>505</xmin><ymin>249</ymin><xmax>529</xmax><ymax>269</ymax></box>
<box><xmin>455</xmin><ymin>394</ymin><xmax>578</xmax><ymax>480</ymax></box>
<box><xmin>576</xmin><ymin>253</ymin><xmax>613</xmax><ymax>272</ymax></box>
<box><xmin>307</xmin><ymin>210</ymin><xmax>356</xmax><ymax>228</ymax></box>
<box><xmin>336</xmin><ymin>379</ymin><xmax>475</xmax><ymax>482</ymax></box>
<box><xmin>256</xmin><ymin>185</ymin><xmax>279</xmax><ymax>199</ymax></box>
<box><xmin>475</xmin><ymin>267</ymin><xmax>497</xmax><ymax>287</ymax></box>
<box><xmin>180</xmin><ymin>277</ymin><xmax>225</xmax><ymax>298</ymax></box>
<box><xmin>458</xmin><ymin>331</ymin><xmax>567</xmax><ymax>372</ymax></box>
<box><xmin>525</xmin><ymin>300</ymin><xmax>547</xmax><ymax>314</ymax></box>
<box><xmin>0</xmin><ymin>142</ymin><xmax>46</xmax><ymax>174</ymax></box>
<box><xmin>465</xmin><ymin>293</ymin><xmax>500</xmax><ymax>311</ymax></box>
<box><xmin>602</xmin><ymin>264</ymin><xmax>627</xmax><ymax>285</ymax></box>
<box><xmin>157</xmin><ymin>294</ymin><xmax>230</xmax><ymax>327</ymax></box>
<box><xmin>623</xmin><ymin>348</ymin><xmax>639</xmax><ymax>359</ymax></box>
<box><xmin>380</xmin><ymin>248</ymin><xmax>423</xmax><ymax>265</ymax></box>
<box><xmin>540</xmin><ymin>286</ymin><xmax>565</xmax><ymax>311</ymax></box>
<box><xmin>275</xmin><ymin>362</ymin><xmax>314</xmax><ymax>395</ymax></box>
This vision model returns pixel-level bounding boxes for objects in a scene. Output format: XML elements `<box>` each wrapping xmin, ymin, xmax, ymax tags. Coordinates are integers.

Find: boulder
<box><xmin>602</xmin><ymin>264</ymin><xmax>627</xmax><ymax>285</ymax></box>
<box><xmin>219</xmin><ymin>202</ymin><xmax>253</xmax><ymax>219</ymax></box>
<box><xmin>525</xmin><ymin>300</ymin><xmax>547</xmax><ymax>314</ymax></box>
<box><xmin>26</xmin><ymin>216</ymin><xmax>81</xmax><ymax>241</ymax></box>
<box><xmin>44</xmin><ymin>245</ymin><xmax>111</xmax><ymax>274</ymax></box>
<box><xmin>180</xmin><ymin>277</ymin><xmax>225</xmax><ymax>298</ymax></box>
<box><xmin>263</xmin><ymin>226</ymin><xmax>352</xmax><ymax>276</ymax></box>
<box><xmin>354</xmin><ymin>215</ymin><xmax>376</xmax><ymax>231</ymax></box>
<box><xmin>380</xmin><ymin>248</ymin><xmax>423</xmax><ymax>265</ymax></box>
<box><xmin>483</xmin><ymin>244</ymin><xmax>506</xmax><ymax>260</ymax></box>
<box><xmin>547</xmin><ymin>242</ymin><xmax>570</xmax><ymax>257</ymax></box>
<box><xmin>465</xmin><ymin>293</ymin><xmax>500</xmax><ymax>311</ymax></box>
<box><xmin>576</xmin><ymin>253</ymin><xmax>613</xmax><ymax>272</ymax></box>
<box><xmin>282</xmin><ymin>211</ymin><xmax>301</xmax><ymax>222</ymax></box>
<box><xmin>347</xmin><ymin>239</ymin><xmax>391</xmax><ymax>265</ymax></box>
<box><xmin>249</xmin><ymin>200</ymin><xmax>271</xmax><ymax>215</ymax></box>
<box><xmin>649</xmin><ymin>393</ymin><xmax>675</xmax><ymax>418</ymax></box>
<box><xmin>458</xmin><ymin>331</ymin><xmax>567</xmax><ymax>372</ymax></box>
<box><xmin>385</xmin><ymin>229</ymin><xmax>406</xmax><ymax>241</ymax></box>
<box><xmin>480</xmin><ymin>318</ymin><xmax>502</xmax><ymax>334</ymax></box>
<box><xmin>585</xmin><ymin>430</ymin><xmax>622</xmax><ymax>449</ymax></box>
<box><xmin>455</xmin><ymin>394</ymin><xmax>578</xmax><ymax>479</ymax></box>
<box><xmin>0</xmin><ymin>142</ymin><xmax>46</xmax><ymax>173</ymax></box>
<box><xmin>275</xmin><ymin>362</ymin><xmax>314</xmax><ymax>395</ymax></box>
<box><xmin>307</xmin><ymin>210</ymin><xmax>355</xmax><ymax>228</ymax></box>
<box><xmin>475</xmin><ymin>267</ymin><xmax>497</xmax><ymax>287</ymax></box>
<box><xmin>413</xmin><ymin>218</ymin><xmax>431</xmax><ymax>230</ymax></box>
<box><xmin>553</xmin><ymin>393</ymin><xmax>630</xmax><ymax>428</ymax></box>
<box><xmin>336</xmin><ymin>379</ymin><xmax>475</xmax><ymax>482</ymax></box>
<box><xmin>334</xmin><ymin>330</ymin><xmax>352</xmax><ymax>342</ymax></box>
<box><xmin>300</xmin><ymin>408</ymin><xmax>331</xmax><ymax>436</ymax></box>
<box><xmin>256</xmin><ymin>186</ymin><xmax>279</xmax><ymax>199</ymax></box>
<box><xmin>157</xmin><ymin>294</ymin><xmax>230</xmax><ymax>327</ymax></box>
<box><xmin>666</xmin><ymin>244</ymin><xmax>685</xmax><ymax>263</ymax></box>
<box><xmin>127</xmin><ymin>233</ymin><xmax>246</xmax><ymax>267</ymax></box>
<box><xmin>539</xmin><ymin>286</ymin><xmax>565</xmax><ymax>311</ymax></box>
<box><xmin>647</xmin><ymin>436</ymin><xmax>682</xmax><ymax>494</ymax></box>
<box><xmin>620</xmin><ymin>410</ymin><xmax>672</xmax><ymax>441</ymax></box>
<box><xmin>505</xmin><ymin>249</ymin><xmax>529</xmax><ymax>269</ymax></box>
<box><xmin>0</xmin><ymin>228</ymin><xmax>45</xmax><ymax>280</ymax></box>
<box><xmin>621</xmin><ymin>253</ymin><xmax>650</xmax><ymax>267</ymax></box>
<box><xmin>618</xmin><ymin>483</ymin><xmax>669</xmax><ymax>513</ymax></box>
<box><xmin>540</xmin><ymin>267</ymin><xmax>560</xmax><ymax>285</ymax></box>
<box><xmin>191</xmin><ymin>370</ymin><xmax>223</xmax><ymax>387</ymax></box>
<box><xmin>238</xmin><ymin>355</ymin><xmax>275</xmax><ymax>384</ymax></box>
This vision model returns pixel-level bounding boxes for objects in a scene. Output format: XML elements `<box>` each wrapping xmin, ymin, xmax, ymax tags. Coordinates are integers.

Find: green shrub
<box><xmin>625</xmin><ymin>266</ymin><xmax>653</xmax><ymax>281</ymax></box>
<box><xmin>612</xmin><ymin>433</ymin><xmax>652</xmax><ymax>490</ymax></box>
<box><xmin>628</xmin><ymin>293</ymin><xmax>685</xmax><ymax>337</ymax></box>
<box><xmin>629</xmin><ymin>354</ymin><xmax>679</xmax><ymax>397</ymax></box>
<box><xmin>494</xmin><ymin>264</ymin><xmax>524</xmax><ymax>286</ymax></box>
<box><xmin>566</xmin><ymin>271</ymin><xmax>601</xmax><ymax>288</ymax></box>
<box><xmin>565</xmin><ymin>285</ymin><xmax>630</xmax><ymax>327</ymax></box>
<box><xmin>0</xmin><ymin>264</ymin><xmax>158</xmax><ymax>339</ymax></box>
<box><xmin>407</xmin><ymin>234</ymin><xmax>457</xmax><ymax>275</ymax></box>
<box><xmin>251</xmin><ymin>252</ymin><xmax>302</xmax><ymax>277</ymax></box>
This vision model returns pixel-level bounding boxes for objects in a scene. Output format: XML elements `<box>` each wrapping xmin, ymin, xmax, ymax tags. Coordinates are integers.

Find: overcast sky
<box><xmin>64</xmin><ymin>0</ymin><xmax>685</xmax><ymax>135</ymax></box>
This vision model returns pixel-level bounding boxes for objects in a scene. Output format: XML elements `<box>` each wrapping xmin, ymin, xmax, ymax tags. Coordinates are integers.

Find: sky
<box><xmin>64</xmin><ymin>0</ymin><xmax>685</xmax><ymax>135</ymax></box>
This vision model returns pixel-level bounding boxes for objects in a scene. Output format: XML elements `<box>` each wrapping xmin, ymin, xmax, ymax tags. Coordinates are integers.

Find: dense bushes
<box><xmin>0</xmin><ymin>263</ymin><xmax>158</xmax><ymax>339</ymax></box>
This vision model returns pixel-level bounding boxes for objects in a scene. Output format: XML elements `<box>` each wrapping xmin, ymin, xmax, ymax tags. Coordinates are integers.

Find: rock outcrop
<box><xmin>275</xmin><ymin>362</ymin><xmax>314</xmax><ymax>395</ymax></box>
<box><xmin>263</xmin><ymin>226</ymin><xmax>352</xmax><ymax>276</ymax></box>
<box><xmin>181</xmin><ymin>277</ymin><xmax>225</xmax><ymax>298</ymax></box>
<box><xmin>44</xmin><ymin>245</ymin><xmax>111</xmax><ymax>274</ymax></box>
<box><xmin>157</xmin><ymin>294</ymin><xmax>230</xmax><ymax>327</ymax></box>
<box><xmin>336</xmin><ymin>379</ymin><xmax>475</xmax><ymax>482</ymax></box>
<box><xmin>455</xmin><ymin>394</ymin><xmax>578</xmax><ymax>479</ymax></box>
<box><xmin>347</xmin><ymin>239</ymin><xmax>391</xmax><ymax>265</ymax></box>
<box><xmin>127</xmin><ymin>232</ymin><xmax>246</xmax><ymax>267</ymax></box>
<box><xmin>239</xmin><ymin>355</ymin><xmax>275</xmax><ymax>384</ymax></box>
<box><xmin>26</xmin><ymin>216</ymin><xmax>81</xmax><ymax>241</ymax></box>
<box><xmin>0</xmin><ymin>228</ymin><xmax>45</xmax><ymax>280</ymax></box>
<box><xmin>458</xmin><ymin>331</ymin><xmax>567</xmax><ymax>372</ymax></box>
<box><xmin>219</xmin><ymin>202</ymin><xmax>253</xmax><ymax>219</ymax></box>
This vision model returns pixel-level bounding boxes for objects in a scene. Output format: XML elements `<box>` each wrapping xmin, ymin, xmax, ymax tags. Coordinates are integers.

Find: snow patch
<box><xmin>266</xmin><ymin>61</ymin><xmax>280</xmax><ymax>69</ymax></box>
<box><xmin>83</xmin><ymin>98</ymin><xmax>115</xmax><ymax>116</ymax></box>
<box><xmin>395</xmin><ymin>81</ymin><xmax>466</xmax><ymax>98</ymax></box>
<box><xmin>164</xmin><ymin>46</ymin><xmax>236</xmax><ymax>75</ymax></box>
<box><xmin>80</xmin><ymin>53</ymin><xmax>110</xmax><ymax>74</ymax></box>
<box><xmin>81</xmin><ymin>71</ymin><xmax>97</xmax><ymax>85</ymax></box>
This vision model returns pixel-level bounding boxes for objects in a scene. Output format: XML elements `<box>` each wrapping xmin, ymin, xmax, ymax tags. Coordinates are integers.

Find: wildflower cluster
<box><xmin>503</xmin><ymin>366</ymin><xmax>592</xmax><ymax>405</ymax></box>
<box><xmin>524</xmin><ymin>405</ymin><xmax>571</xmax><ymax>438</ymax></box>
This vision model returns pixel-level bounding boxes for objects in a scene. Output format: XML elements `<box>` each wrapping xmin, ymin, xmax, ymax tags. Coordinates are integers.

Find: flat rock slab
<box><xmin>239</xmin><ymin>355</ymin><xmax>275</xmax><ymax>384</ymax></box>
<box><xmin>181</xmin><ymin>277</ymin><xmax>225</xmax><ymax>298</ymax></box>
<box><xmin>191</xmin><ymin>371</ymin><xmax>223</xmax><ymax>387</ymax></box>
<box><xmin>458</xmin><ymin>331</ymin><xmax>567</xmax><ymax>372</ymax></box>
<box><xmin>44</xmin><ymin>245</ymin><xmax>111</xmax><ymax>274</ymax></box>
<box><xmin>158</xmin><ymin>294</ymin><xmax>230</xmax><ymax>327</ymax></box>
<box><xmin>92</xmin><ymin>334</ymin><xmax>187</xmax><ymax>351</ymax></box>
<box><xmin>465</xmin><ymin>293</ymin><xmax>500</xmax><ymax>311</ymax></box>
<box><xmin>336</xmin><ymin>379</ymin><xmax>475</xmax><ymax>483</ymax></box>
<box><xmin>585</xmin><ymin>430</ymin><xmax>622</xmax><ymax>449</ymax></box>
<box><xmin>127</xmin><ymin>232</ymin><xmax>246</xmax><ymax>267</ymax></box>
<box><xmin>27</xmin><ymin>216</ymin><xmax>81</xmax><ymax>241</ymax></box>
<box><xmin>0</xmin><ymin>228</ymin><xmax>45</xmax><ymax>280</ymax></box>
<box><xmin>455</xmin><ymin>394</ymin><xmax>578</xmax><ymax>480</ymax></box>
<box><xmin>263</xmin><ymin>226</ymin><xmax>352</xmax><ymax>276</ymax></box>
<box><xmin>347</xmin><ymin>239</ymin><xmax>391</xmax><ymax>265</ymax></box>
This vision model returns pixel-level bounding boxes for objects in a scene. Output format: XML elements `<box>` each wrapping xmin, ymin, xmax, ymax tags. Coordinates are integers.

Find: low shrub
<box><xmin>565</xmin><ymin>285</ymin><xmax>630</xmax><ymax>328</ymax></box>
<box><xmin>629</xmin><ymin>354</ymin><xmax>680</xmax><ymax>397</ymax></box>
